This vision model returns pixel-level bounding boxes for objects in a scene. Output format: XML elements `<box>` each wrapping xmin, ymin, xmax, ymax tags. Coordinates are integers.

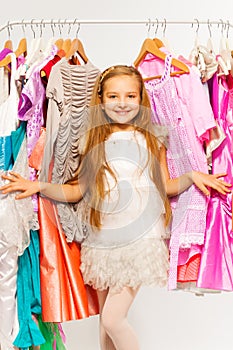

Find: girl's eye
<box><xmin>108</xmin><ymin>95</ymin><xmax>117</xmax><ymax>99</ymax></box>
<box><xmin>128</xmin><ymin>94</ymin><xmax>136</xmax><ymax>98</ymax></box>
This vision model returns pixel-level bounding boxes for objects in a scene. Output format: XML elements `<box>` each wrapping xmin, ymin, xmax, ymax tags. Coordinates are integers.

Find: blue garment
<box><xmin>7</xmin><ymin>122</ymin><xmax>45</xmax><ymax>349</ymax></box>
<box><xmin>12</xmin><ymin>122</ymin><xmax>66</xmax><ymax>349</ymax></box>
<box><xmin>13</xmin><ymin>230</ymin><xmax>45</xmax><ymax>349</ymax></box>
<box><xmin>0</xmin><ymin>135</ymin><xmax>13</xmax><ymax>170</ymax></box>
<box><xmin>11</xmin><ymin>121</ymin><xmax>27</xmax><ymax>161</ymax></box>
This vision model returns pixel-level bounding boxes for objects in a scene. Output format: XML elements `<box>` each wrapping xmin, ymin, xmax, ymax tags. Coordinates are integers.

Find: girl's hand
<box><xmin>191</xmin><ymin>171</ymin><xmax>232</xmax><ymax>196</ymax></box>
<box><xmin>0</xmin><ymin>171</ymin><xmax>39</xmax><ymax>199</ymax></box>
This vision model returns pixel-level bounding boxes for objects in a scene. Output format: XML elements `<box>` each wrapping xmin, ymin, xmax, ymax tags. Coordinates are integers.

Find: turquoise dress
<box><xmin>11</xmin><ymin>123</ymin><xmax>66</xmax><ymax>350</ymax></box>
<box><xmin>7</xmin><ymin>122</ymin><xmax>45</xmax><ymax>349</ymax></box>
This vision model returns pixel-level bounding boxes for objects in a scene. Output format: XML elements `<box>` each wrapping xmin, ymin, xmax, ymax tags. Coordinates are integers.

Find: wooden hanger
<box><xmin>4</xmin><ymin>39</ymin><xmax>13</xmax><ymax>50</ymax></box>
<box><xmin>65</xmin><ymin>38</ymin><xmax>88</xmax><ymax>63</ymax></box>
<box><xmin>134</xmin><ymin>38</ymin><xmax>189</xmax><ymax>80</ymax></box>
<box><xmin>153</xmin><ymin>37</ymin><xmax>164</xmax><ymax>48</ymax></box>
<box><xmin>55</xmin><ymin>38</ymin><xmax>64</xmax><ymax>50</ymax></box>
<box><xmin>0</xmin><ymin>38</ymin><xmax>27</xmax><ymax>67</ymax></box>
<box><xmin>62</xmin><ymin>38</ymin><xmax>72</xmax><ymax>55</ymax></box>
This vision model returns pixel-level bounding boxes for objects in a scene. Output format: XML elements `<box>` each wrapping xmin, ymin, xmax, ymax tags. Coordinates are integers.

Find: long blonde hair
<box><xmin>77</xmin><ymin>65</ymin><xmax>171</xmax><ymax>229</ymax></box>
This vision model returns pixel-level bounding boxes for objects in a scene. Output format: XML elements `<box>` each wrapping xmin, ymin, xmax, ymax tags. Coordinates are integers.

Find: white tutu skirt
<box><xmin>80</xmin><ymin>236</ymin><xmax>169</xmax><ymax>293</ymax></box>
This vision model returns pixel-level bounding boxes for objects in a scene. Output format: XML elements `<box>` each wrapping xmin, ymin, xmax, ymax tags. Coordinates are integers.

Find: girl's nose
<box><xmin>118</xmin><ymin>99</ymin><xmax>127</xmax><ymax>108</ymax></box>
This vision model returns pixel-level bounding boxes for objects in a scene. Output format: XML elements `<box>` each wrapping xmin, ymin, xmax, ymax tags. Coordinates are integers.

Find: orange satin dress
<box><xmin>29</xmin><ymin>128</ymin><xmax>99</xmax><ymax>322</ymax></box>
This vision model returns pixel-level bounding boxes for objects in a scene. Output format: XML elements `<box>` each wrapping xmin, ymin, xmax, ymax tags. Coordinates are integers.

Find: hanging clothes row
<box><xmin>134</xmin><ymin>32</ymin><xmax>233</xmax><ymax>293</ymax></box>
<box><xmin>0</xmin><ymin>18</ymin><xmax>233</xmax><ymax>32</ymax></box>
<box><xmin>0</xmin><ymin>24</ymin><xmax>100</xmax><ymax>350</ymax></box>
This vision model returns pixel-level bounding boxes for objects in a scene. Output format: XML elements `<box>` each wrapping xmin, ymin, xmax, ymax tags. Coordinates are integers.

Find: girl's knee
<box><xmin>101</xmin><ymin>308</ymin><xmax>123</xmax><ymax>336</ymax></box>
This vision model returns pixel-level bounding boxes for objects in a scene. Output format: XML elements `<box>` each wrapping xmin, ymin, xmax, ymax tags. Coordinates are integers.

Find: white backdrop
<box><xmin>1</xmin><ymin>1</ymin><xmax>233</xmax><ymax>349</ymax></box>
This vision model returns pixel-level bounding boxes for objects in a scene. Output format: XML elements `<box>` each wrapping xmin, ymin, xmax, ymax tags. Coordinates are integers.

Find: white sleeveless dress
<box><xmin>80</xmin><ymin>129</ymin><xmax>170</xmax><ymax>293</ymax></box>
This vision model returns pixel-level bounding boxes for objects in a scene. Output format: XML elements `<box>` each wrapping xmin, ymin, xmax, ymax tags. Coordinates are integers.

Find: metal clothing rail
<box><xmin>0</xmin><ymin>18</ymin><xmax>233</xmax><ymax>34</ymax></box>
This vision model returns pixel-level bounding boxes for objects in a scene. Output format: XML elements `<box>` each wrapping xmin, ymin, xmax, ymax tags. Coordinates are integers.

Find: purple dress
<box><xmin>17</xmin><ymin>46</ymin><xmax>57</xmax><ymax>211</ymax></box>
<box><xmin>197</xmin><ymin>73</ymin><xmax>233</xmax><ymax>291</ymax></box>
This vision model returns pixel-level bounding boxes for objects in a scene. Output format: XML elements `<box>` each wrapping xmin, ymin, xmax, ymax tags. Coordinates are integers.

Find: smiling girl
<box><xmin>0</xmin><ymin>65</ymin><xmax>231</xmax><ymax>350</ymax></box>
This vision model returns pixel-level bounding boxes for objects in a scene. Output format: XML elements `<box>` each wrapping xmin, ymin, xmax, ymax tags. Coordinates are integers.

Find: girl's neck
<box><xmin>110</xmin><ymin>123</ymin><xmax>135</xmax><ymax>132</ymax></box>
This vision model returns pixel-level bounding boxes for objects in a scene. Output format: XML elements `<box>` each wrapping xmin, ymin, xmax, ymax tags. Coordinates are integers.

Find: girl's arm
<box><xmin>0</xmin><ymin>171</ymin><xmax>85</xmax><ymax>202</ymax></box>
<box><xmin>159</xmin><ymin>145</ymin><xmax>231</xmax><ymax>196</ymax></box>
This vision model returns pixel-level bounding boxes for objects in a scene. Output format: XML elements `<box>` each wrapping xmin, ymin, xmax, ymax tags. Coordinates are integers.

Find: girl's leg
<box><xmin>97</xmin><ymin>289</ymin><xmax>116</xmax><ymax>350</ymax></box>
<box><xmin>101</xmin><ymin>287</ymin><xmax>140</xmax><ymax>350</ymax></box>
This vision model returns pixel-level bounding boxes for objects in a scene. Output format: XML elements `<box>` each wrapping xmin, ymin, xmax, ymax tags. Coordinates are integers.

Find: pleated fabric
<box><xmin>38</xmin><ymin>59</ymin><xmax>100</xmax><ymax>322</ymax></box>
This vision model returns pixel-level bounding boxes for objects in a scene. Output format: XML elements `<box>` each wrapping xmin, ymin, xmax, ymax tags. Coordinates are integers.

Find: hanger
<box><xmin>62</xmin><ymin>38</ymin><xmax>72</xmax><ymax>54</ymax></box>
<box><xmin>218</xmin><ymin>20</ymin><xmax>231</xmax><ymax>73</ymax></box>
<box><xmin>65</xmin><ymin>38</ymin><xmax>88</xmax><ymax>63</ymax></box>
<box><xmin>65</xmin><ymin>19</ymin><xmax>88</xmax><ymax>63</ymax></box>
<box><xmin>66</xmin><ymin>18</ymin><xmax>88</xmax><ymax>64</ymax></box>
<box><xmin>0</xmin><ymin>38</ymin><xmax>27</xmax><ymax>68</ymax></box>
<box><xmin>134</xmin><ymin>38</ymin><xmax>189</xmax><ymax>80</ymax></box>
<box><xmin>153</xmin><ymin>37</ymin><xmax>164</xmax><ymax>48</ymax></box>
<box><xmin>53</xmin><ymin>19</ymin><xmax>64</xmax><ymax>50</ymax></box>
<box><xmin>206</xmin><ymin>19</ymin><xmax>214</xmax><ymax>53</ymax></box>
<box><xmin>3</xmin><ymin>21</ymin><xmax>13</xmax><ymax>51</ymax></box>
<box><xmin>25</xmin><ymin>19</ymin><xmax>46</xmax><ymax>67</ymax></box>
<box><xmin>4</xmin><ymin>39</ymin><xmax>13</xmax><ymax>50</ymax></box>
<box><xmin>152</xmin><ymin>19</ymin><xmax>164</xmax><ymax>48</ymax></box>
<box><xmin>55</xmin><ymin>38</ymin><xmax>64</xmax><ymax>50</ymax></box>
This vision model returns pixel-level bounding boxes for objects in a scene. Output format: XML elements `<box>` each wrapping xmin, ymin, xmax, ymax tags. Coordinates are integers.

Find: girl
<box><xmin>0</xmin><ymin>65</ymin><xmax>231</xmax><ymax>350</ymax></box>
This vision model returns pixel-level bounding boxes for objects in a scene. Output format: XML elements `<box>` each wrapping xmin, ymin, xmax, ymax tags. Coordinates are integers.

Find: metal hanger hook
<box><xmin>51</xmin><ymin>19</ymin><xmax>55</xmax><ymax>37</ymax></box>
<box><xmin>72</xmin><ymin>18</ymin><xmax>80</xmax><ymax>38</ymax></box>
<box><xmin>192</xmin><ymin>18</ymin><xmax>200</xmax><ymax>34</ymax></box>
<box><xmin>57</xmin><ymin>19</ymin><xmax>62</xmax><ymax>36</ymax></box>
<box><xmin>67</xmin><ymin>21</ymin><xmax>72</xmax><ymax>35</ymax></box>
<box><xmin>7</xmin><ymin>20</ymin><xmax>11</xmax><ymax>38</ymax></box>
<box><xmin>21</xmin><ymin>19</ymin><xmax>26</xmax><ymax>36</ymax></box>
<box><xmin>218</xmin><ymin>19</ymin><xmax>225</xmax><ymax>35</ymax></box>
<box><xmin>226</xmin><ymin>20</ymin><xmax>230</xmax><ymax>38</ymax></box>
<box><xmin>76</xmin><ymin>22</ymin><xmax>80</xmax><ymax>38</ymax></box>
<box><xmin>207</xmin><ymin>19</ymin><xmax>212</xmax><ymax>37</ymax></box>
<box><xmin>162</xmin><ymin>18</ymin><xmax>167</xmax><ymax>37</ymax></box>
<box><xmin>146</xmin><ymin>18</ymin><xmax>152</xmax><ymax>37</ymax></box>
<box><xmin>30</xmin><ymin>19</ymin><xmax>36</xmax><ymax>39</ymax></box>
<box><xmin>152</xmin><ymin>18</ymin><xmax>159</xmax><ymax>37</ymax></box>
<box><xmin>40</xmin><ymin>19</ymin><xmax>45</xmax><ymax>37</ymax></box>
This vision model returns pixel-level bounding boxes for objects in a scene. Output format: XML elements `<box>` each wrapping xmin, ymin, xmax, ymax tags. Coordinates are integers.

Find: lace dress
<box><xmin>80</xmin><ymin>129</ymin><xmax>170</xmax><ymax>293</ymax></box>
<box><xmin>140</xmin><ymin>54</ymin><xmax>210</xmax><ymax>290</ymax></box>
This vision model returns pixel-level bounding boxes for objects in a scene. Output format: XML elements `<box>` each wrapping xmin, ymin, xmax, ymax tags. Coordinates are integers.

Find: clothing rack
<box><xmin>0</xmin><ymin>19</ymin><xmax>233</xmax><ymax>34</ymax></box>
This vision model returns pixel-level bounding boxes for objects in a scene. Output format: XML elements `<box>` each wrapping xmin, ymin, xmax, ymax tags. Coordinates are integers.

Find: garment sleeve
<box><xmin>175</xmin><ymin>66</ymin><xmax>216</xmax><ymax>142</ymax></box>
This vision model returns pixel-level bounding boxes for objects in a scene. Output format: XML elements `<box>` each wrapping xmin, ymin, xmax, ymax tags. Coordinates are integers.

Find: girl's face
<box><xmin>102</xmin><ymin>75</ymin><xmax>141</xmax><ymax>129</ymax></box>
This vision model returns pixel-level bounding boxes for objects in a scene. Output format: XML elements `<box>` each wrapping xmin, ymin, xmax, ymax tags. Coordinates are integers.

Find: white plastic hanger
<box><xmin>23</xmin><ymin>19</ymin><xmax>46</xmax><ymax>78</ymax></box>
<box><xmin>217</xmin><ymin>19</ymin><xmax>230</xmax><ymax>75</ymax></box>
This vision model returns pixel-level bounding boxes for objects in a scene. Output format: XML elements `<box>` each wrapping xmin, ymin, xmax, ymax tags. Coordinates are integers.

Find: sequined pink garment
<box><xmin>138</xmin><ymin>54</ymin><xmax>210</xmax><ymax>289</ymax></box>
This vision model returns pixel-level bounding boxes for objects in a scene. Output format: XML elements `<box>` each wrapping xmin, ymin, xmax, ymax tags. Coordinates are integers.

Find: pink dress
<box><xmin>197</xmin><ymin>73</ymin><xmax>233</xmax><ymax>291</ymax></box>
<box><xmin>137</xmin><ymin>53</ymin><xmax>214</xmax><ymax>289</ymax></box>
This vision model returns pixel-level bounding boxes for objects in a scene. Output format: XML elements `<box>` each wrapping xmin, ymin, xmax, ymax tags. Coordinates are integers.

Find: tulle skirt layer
<box><xmin>80</xmin><ymin>236</ymin><xmax>169</xmax><ymax>293</ymax></box>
